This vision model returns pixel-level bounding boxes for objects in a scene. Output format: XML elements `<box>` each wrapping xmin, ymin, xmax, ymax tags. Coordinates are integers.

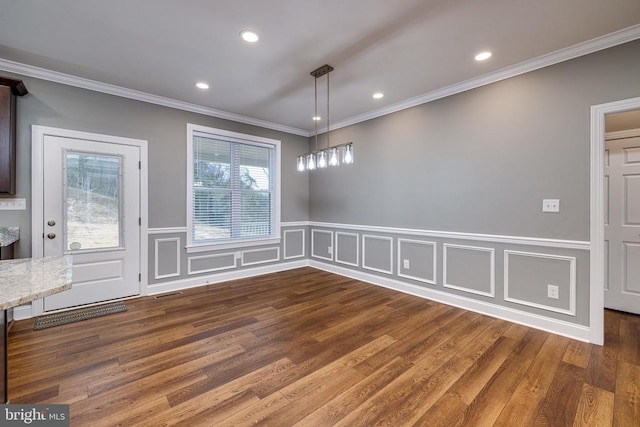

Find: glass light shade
<box><xmin>307</xmin><ymin>153</ymin><xmax>316</xmax><ymax>170</ymax></box>
<box><xmin>342</xmin><ymin>143</ymin><xmax>354</xmax><ymax>164</ymax></box>
<box><xmin>317</xmin><ymin>150</ymin><xmax>328</xmax><ymax>168</ymax></box>
<box><xmin>297</xmin><ymin>155</ymin><xmax>306</xmax><ymax>171</ymax></box>
<box><xmin>328</xmin><ymin>147</ymin><xmax>339</xmax><ymax>166</ymax></box>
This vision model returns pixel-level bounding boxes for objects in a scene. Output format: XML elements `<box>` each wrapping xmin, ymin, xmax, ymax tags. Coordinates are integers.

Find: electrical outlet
<box><xmin>328</xmin><ymin>246</ymin><xmax>333</xmax><ymax>255</ymax></box>
<box><xmin>547</xmin><ymin>284</ymin><xmax>559</xmax><ymax>299</ymax></box>
<box><xmin>542</xmin><ymin>199</ymin><xmax>560</xmax><ymax>213</ymax></box>
<box><xmin>403</xmin><ymin>259</ymin><xmax>410</xmax><ymax>269</ymax></box>
<box><xmin>0</xmin><ymin>198</ymin><xmax>26</xmax><ymax>210</ymax></box>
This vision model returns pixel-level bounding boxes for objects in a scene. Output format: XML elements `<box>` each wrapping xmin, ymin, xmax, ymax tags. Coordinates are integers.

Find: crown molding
<box><xmin>1</xmin><ymin>24</ymin><xmax>638</xmax><ymax>138</ymax></box>
<box><xmin>328</xmin><ymin>24</ymin><xmax>640</xmax><ymax>133</ymax></box>
<box><xmin>0</xmin><ymin>58</ymin><xmax>309</xmax><ymax>137</ymax></box>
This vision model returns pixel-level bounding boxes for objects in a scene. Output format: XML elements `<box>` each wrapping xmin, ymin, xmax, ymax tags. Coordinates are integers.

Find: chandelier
<box><xmin>297</xmin><ymin>64</ymin><xmax>353</xmax><ymax>172</ymax></box>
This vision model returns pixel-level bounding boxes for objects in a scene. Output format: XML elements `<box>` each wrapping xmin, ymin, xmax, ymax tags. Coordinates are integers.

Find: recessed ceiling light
<box><xmin>475</xmin><ymin>51</ymin><xmax>492</xmax><ymax>61</ymax></box>
<box><xmin>312</xmin><ymin>116</ymin><xmax>321</xmax><ymax>121</ymax></box>
<box><xmin>240</xmin><ymin>30</ymin><xmax>259</xmax><ymax>43</ymax></box>
<box><xmin>372</xmin><ymin>92</ymin><xmax>384</xmax><ymax>99</ymax></box>
<box><xmin>195</xmin><ymin>82</ymin><xmax>209</xmax><ymax>90</ymax></box>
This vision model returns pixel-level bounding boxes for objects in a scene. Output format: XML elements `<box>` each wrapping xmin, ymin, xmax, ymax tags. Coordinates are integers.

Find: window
<box><xmin>187</xmin><ymin>124</ymin><xmax>280</xmax><ymax>250</ymax></box>
<box><xmin>65</xmin><ymin>152</ymin><xmax>122</xmax><ymax>251</ymax></box>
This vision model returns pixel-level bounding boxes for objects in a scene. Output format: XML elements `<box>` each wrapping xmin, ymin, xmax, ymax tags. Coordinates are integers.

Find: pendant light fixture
<box><xmin>297</xmin><ymin>64</ymin><xmax>354</xmax><ymax>172</ymax></box>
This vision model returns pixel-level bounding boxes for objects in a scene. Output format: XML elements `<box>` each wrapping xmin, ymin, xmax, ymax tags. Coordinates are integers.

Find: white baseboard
<box><xmin>309</xmin><ymin>260</ymin><xmax>592</xmax><ymax>343</ymax></box>
<box><xmin>13</xmin><ymin>304</ymin><xmax>34</xmax><ymax>321</ymax></box>
<box><xmin>146</xmin><ymin>259</ymin><xmax>309</xmax><ymax>295</ymax></box>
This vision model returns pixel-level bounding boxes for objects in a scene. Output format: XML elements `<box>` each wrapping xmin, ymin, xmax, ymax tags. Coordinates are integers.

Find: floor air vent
<box><xmin>154</xmin><ymin>291</ymin><xmax>183</xmax><ymax>299</ymax></box>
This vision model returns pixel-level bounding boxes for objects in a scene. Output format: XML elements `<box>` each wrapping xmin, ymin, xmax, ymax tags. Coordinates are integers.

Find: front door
<box><xmin>42</xmin><ymin>135</ymin><xmax>141</xmax><ymax>311</ymax></box>
<box><xmin>604</xmin><ymin>132</ymin><xmax>640</xmax><ymax>314</ymax></box>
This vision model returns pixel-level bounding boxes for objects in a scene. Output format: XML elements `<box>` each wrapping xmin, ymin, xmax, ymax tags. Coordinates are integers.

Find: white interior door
<box><xmin>42</xmin><ymin>135</ymin><xmax>141</xmax><ymax>311</ymax></box>
<box><xmin>604</xmin><ymin>133</ymin><xmax>640</xmax><ymax>314</ymax></box>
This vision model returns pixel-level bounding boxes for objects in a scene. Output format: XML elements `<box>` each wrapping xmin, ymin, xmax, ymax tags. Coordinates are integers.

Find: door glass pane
<box><xmin>65</xmin><ymin>152</ymin><xmax>122</xmax><ymax>251</ymax></box>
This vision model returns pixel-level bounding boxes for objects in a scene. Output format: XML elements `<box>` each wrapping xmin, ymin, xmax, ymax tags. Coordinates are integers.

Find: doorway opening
<box><xmin>603</xmin><ymin>110</ymin><xmax>640</xmax><ymax>315</ymax></box>
<box><xmin>590</xmin><ymin>97</ymin><xmax>640</xmax><ymax>345</ymax></box>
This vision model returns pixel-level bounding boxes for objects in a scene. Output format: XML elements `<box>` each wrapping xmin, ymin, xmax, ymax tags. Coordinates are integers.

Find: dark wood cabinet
<box><xmin>0</xmin><ymin>77</ymin><xmax>28</xmax><ymax>195</ymax></box>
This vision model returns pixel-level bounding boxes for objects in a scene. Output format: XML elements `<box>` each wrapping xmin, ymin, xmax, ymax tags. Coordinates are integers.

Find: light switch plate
<box><xmin>542</xmin><ymin>199</ymin><xmax>560</xmax><ymax>213</ymax></box>
<box><xmin>0</xmin><ymin>198</ymin><xmax>26</xmax><ymax>210</ymax></box>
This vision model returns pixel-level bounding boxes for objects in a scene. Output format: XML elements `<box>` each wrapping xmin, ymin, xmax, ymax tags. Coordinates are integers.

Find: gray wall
<box><xmin>310</xmin><ymin>40</ymin><xmax>640</xmax><ymax>242</ymax></box>
<box><xmin>0</xmin><ymin>75</ymin><xmax>309</xmax><ymax>259</ymax></box>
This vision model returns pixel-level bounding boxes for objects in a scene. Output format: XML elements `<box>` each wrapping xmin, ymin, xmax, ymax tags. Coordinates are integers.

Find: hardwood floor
<box><xmin>8</xmin><ymin>267</ymin><xmax>640</xmax><ymax>426</ymax></box>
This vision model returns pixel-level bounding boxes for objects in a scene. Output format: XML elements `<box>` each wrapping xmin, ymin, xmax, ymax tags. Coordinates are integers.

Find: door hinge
<box><xmin>138</xmin><ymin>161</ymin><xmax>141</xmax><ymax>170</ymax></box>
<box><xmin>139</xmin><ymin>273</ymin><xmax>141</xmax><ymax>282</ymax></box>
<box><xmin>139</xmin><ymin>217</ymin><xmax>141</xmax><ymax>226</ymax></box>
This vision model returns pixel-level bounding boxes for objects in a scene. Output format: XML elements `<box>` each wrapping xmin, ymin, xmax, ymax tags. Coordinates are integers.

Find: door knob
<box><xmin>47</xmin><ymin>220</ymin><xmax>56</xmax><ymax>226</ymax></box>
<box><xmin>47</xmin><ymin>233</ymin><xmax>56</xmax><ymax>239</ymax></box>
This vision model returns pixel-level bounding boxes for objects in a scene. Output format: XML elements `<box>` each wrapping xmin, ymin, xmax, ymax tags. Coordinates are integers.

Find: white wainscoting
<box><xmin>283</xmin><ymin>229</ymin><xmax>305</xmax><ymax>260</ymax></box>
<box><xmin>397</xmin><ymin>238</ymin><xmax>437</xmax><ymax>285</ymax></box>
<box><xmin>311</xmin><ymin>229</ymin><xmax>334</xmax><ymax>261</ymax></box>
<box><xmin>504</xmin><ymin>250</ymin><xmax>577</xmax><ymax>316</ymax></box>
<box><xmin>187</xmin><ymin>252</ymin><xmax>236</xmax><ymax>275</ymax></box>
<box><xmin>154</xmin><ymin>237</ymin><xmax>181</xmax><ymax>280</ymax></box>
<box><xmin>362</xmin><ymin>234</ymin><xmax>394</xmax><ymax>275</ymax></box>
<box><xmin>443</xmin><ymin>244</ymin><xmax>495</xmax><ymax>298</ymax></box>
<box><xmin>241</xmin><ymin>247</ymin><xmax>280</xmax><ymax>266</ymax></box>
<box><xmin>148</xmin><ymin>227</ymin><xmax>188</xmax><ymax>235</ymax></box>
<box><xmin>335</xmin><ymin>232</ymin><xmax>360</xmax><ymax>267</ymax></box>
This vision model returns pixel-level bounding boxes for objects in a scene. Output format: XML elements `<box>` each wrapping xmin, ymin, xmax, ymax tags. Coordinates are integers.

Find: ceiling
<box><xmin>1</xmin><ymin>0</ymin><xmax>639</xmax><ymax>135</ymax></box>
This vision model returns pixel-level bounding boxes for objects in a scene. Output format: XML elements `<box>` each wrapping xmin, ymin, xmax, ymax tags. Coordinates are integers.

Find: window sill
<box><xmin>186</xmin><ymin>237</ymin><xmax>281</xmax><ymax>253</ymax></box>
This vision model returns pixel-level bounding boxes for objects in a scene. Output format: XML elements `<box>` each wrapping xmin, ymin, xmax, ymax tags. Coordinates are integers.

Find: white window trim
<box><xmin>186</xmin><ymin>123</ymin><xmax>281</xmax><ymax>251</ymax></box>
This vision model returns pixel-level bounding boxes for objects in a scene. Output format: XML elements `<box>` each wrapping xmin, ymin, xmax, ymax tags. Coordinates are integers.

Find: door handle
<box><xmin>47</xmin><ymin>233</ymin><xmax>56</xmax><ymax>239</ymax></box>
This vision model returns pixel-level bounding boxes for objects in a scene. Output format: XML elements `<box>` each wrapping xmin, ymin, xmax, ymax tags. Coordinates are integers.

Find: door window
<box><xmin>64</xmin><ymin>151</ymin><xmax>123</xmax><ymax>251</ymax></box>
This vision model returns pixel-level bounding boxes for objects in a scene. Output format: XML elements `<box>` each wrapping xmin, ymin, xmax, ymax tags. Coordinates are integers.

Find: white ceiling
<box><xmin>1</xmin><ymin>0</ymin><xmax>639</xmax><ymax>135</ymax></box>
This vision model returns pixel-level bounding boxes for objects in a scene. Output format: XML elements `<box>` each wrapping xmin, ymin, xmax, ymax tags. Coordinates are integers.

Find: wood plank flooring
<box><xmin>8</xmin><ymin>267</ymin><xmax>640</xmax><ymax>426</ymax></box>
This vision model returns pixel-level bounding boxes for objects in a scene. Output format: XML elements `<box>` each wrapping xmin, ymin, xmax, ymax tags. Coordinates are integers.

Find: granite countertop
<box><xmin>0</xmin><ymin>256</ymin><xmax>72</xmax><ymax>310</ymax></box>
<box><xmin>0</xmin><ymin>227</ymin><xmax>19</xmax><ymax>247</ymax></box>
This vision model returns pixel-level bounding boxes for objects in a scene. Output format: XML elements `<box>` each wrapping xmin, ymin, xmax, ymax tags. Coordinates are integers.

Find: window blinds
<box><xmin>192</xmin><ymin>135</ymin><xmax>274</xmax><ymax>243</ymax></box>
